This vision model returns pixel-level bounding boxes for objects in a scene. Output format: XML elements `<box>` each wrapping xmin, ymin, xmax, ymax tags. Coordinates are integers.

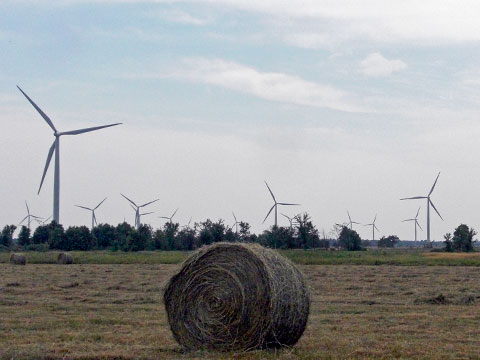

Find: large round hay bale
<box><xmin>9</xmin><ymin>253</ymin><xmax>26</xmax><ymax>265</ymax></box>
<box><xmin>164</xmin><ymin>242</ymin><xmax>310</xmax><ymax>351</ymax></box>
<box><xmin>57</xmin><ymin>253</ymin><xmax>73</xmax><ymax>264</ymax></box>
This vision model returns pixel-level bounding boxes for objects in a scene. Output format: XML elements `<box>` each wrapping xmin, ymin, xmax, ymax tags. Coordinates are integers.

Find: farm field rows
<box><xmin>2</xmin><ymin>262</ymin><xmax>480</xmax><ymax>359</ymax></box>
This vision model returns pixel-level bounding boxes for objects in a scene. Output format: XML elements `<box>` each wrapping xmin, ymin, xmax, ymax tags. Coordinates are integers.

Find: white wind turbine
<box><xmin>263</xmin><ymin>181</ymin><xmax>300</xmax><ymax>227</ymax></box>
<box><xmin>402</xmin><ymin>207</ymin><xmax>423</xmax><ymax>242</ymax></box>
<box><xmin>75</xmin><ymin>197</ymin><xmax>107</xmax><ymax>230</ymax></box>
<box><xmin>231</xmin><ymin>212</ymin><xmax>240</xmax><ymax>234</ymax></box>
<box><xmin>347</xmin><ymin>211</ymin><xmax>360</xmax><ymax>230</ymax></box>
<box><xmin>18</xmin><ymin>201</ymin><xmax>42</xmax><ymax>230</ymax></box>
<box><xmin>160</xmin><ymin>208</ymin><xmax>179</xmax><ymax>224</ymax></box>
<box><xmin>121</xmin><ymin>194</ymin><xmax>159</xmax><ymax>229</ymax></box>
<box><xmin>400</xmin><ymin>172</ymin><xmax>443</xmax><ymax>242</ymax></box>
<box><xmin>364</xmin><ymin>214</ymin><xmax>379</xmax><ymax>241</ymax></box>
<box><xmin>17</xmin><ymin>86</ymin><xmax>121</xmax><ymax>224</ymax></box>
<box><xmin>281</xmin><ymin>213</ymin><xmax>299</xmax><ymax>230</ymax></box>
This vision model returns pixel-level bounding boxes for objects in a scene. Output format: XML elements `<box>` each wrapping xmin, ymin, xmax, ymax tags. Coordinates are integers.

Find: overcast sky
<box><xmin>2</xmin><ymin>1</ymin><xmax>480</xmax><ymax>240</ymax></box>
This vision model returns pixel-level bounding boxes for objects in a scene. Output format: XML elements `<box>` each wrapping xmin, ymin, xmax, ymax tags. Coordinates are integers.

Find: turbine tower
<box><xmin>364</xmin><ymin>214</ymin><xmax>379</xmax><ymax>241</ymax></box>
<box><xmin>75</xmin><ymin>197</ymin><xmax>107</xmax><ymax>230</ymax></box>
<box><xmin>17</xmin><ymin>86</ymin><xmax>121</xmax><ymax>224</ymax></box>
<box><xmin>263</xmin><ymin>181</ymin><xmax>300</xmax><ymax>227</ymax></box>
<box><xmin>19</xmin><ymin>201</ymin><xmax>42</xmax><ymax>230</ymax></box>
<box><xmin>400</xmin><ymin>172</ymin><xmax>443</xmax><ymax>242</ymax></box>
<box><xmin>160</xmin><ymin>208</ymin><xmax>179</xmax><ymax>224</ymax></box>
<box><xmin>121</xmin><ymin>194</ymin><xmax>159</xmax><ymax>229</ymax></box>
<box><xmin>402</xmin><ymin>207</ymin><xmax>423</xmax><ymax>241</ymax></box>
<box><xmin>347</xmin><ymin>211</ymin><xmax>360</xmax><ymax>230</ymax></box>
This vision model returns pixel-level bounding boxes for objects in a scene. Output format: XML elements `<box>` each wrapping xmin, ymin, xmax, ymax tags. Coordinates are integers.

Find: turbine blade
<box><xmin>374</xmin><ymin>225</ymin><xmax>380</xmax><ymax>231</ymax></box>
<box><xmin>94</xmin><ymin>197</ymin><xmax>107</xmax><ymax>210</ymax></box>
<box><xmin>139</xmin><ymin>199</ymin><xmax>159</xmax><ymax>207</ymax></box>
<box><xmin>429</xmin><ymin>172</ymin><xmax>441</xmax><ymax>196</ymax></box>
<box><xmin>38</xmin><ymin>141</ymin><xmax>56</xmax><ymax>194</ymax></box>
<box><xmin>121</xmin><ymin>193</ymin><xmax>137</xmax><ymax>207</ymax></box>
<box><xmin>263</xmin><ymin>205</ymin><xmax>275</xmax><ymax>223</ymax></box>
<box><xmin>17</xmin><ymin>86</ymin><xmax>57</xmax><ymax>132</ymax></box>
<box><xmin>171</xmin><ymin>208</ymin><xmax>178</xmax><ymax>218</ymax></box>
<box><xmin>19</xmin><ymin>215</ymin><xmax>28</xmax><ymax>225</ymax></box>
<box><xmin>416</xmin><ymin>206</ymin><xmax>421</xmax><ymax>218</ymax></box>
<box><xmin>159</xmin><ymin>216</ymin><xmax>170</xmax><ymax>220</ymax></box>
<box><xmin>400</xmin><ymin>196</ymin><xmax>427</xmax><ymax>200</ymax></box>
<box><xmin>347</xmin><ymin>211</ymin><xmax>352</xmax><ymax>222</ymax></box>
<box><xmin>59</xmin><ymin>123</ymin><xmax>122</xmax><ymax>136</ymax></box>
<box><xmin>281</xmin><ymin>213</ymin><xmax>290</xmax><ymax>220</ymax></box>
<box><xmin>278</xmin><ymin>203</ymin><xmax>300</xmax><ymax>206</ymax></box>
<box><xmin>416</xmin><ymin>221</ymin><xmax>423</xmax><ymax>231</ymax></box>
<box><xmin>25</xmin><ymin>201</ymin><xmax>30</xmax><ymax>215</ymax></box>
<box><xmin>374</xmin><ymin>214</ymin><xmax>377</xmax><ymax>223</ymax></box>
<box><xmin>232</xmin><ymin>212</ymin><xmax>237</xmax><ymax>222</ymax></box>
<box><xmin>141</xmin><ymin>211</ymin><xmax>154</xmax><ymax>216</ymax></box>
<box><xmin>75</xmin><ymin>205</ymin><xmax>92</xmax><ymax>211</ymax></box>
<box><xmin>130</xmin><ymin>204</ymin><xmax>137</xmax><ymax>212</ymax></box>
<box><xmin>264</xmin><ymin>181</ymin><xmax>276</xmax><ymax>202</ymax></box>
<box><xmin>429</xmin><ymin>199</ymin><xmax>444</xmax><ymax>221</ymax></box>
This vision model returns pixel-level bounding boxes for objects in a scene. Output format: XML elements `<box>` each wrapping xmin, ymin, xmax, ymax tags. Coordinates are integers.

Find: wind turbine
<box><xmin>18</xmin><ymin>201</ymin><xmax>42</xmax><ymax>230</ymax></box>
<box><xmin>35</xmin><ymin>215</ymin><xmax>52</xmax><ymax>226</ymax></box>
<box><xmin>400</xmin><ymin>172</ymin><xmax>443</xmax><ymax>242</ymax></box>
<box><xmin>121</xmin><ymin>193</ymin><xmax>159</xmax><ymax>229</ymax></box>
<box><xmin>347</xmin><ymin>211</ymin><xmax>360</xmax><ymax>230</ymax></box>
<box><xmin>17</xmin><ymin>86</ymin><xmax>121</xmax><ymax>224</ymax></box>
<box><xmin>182</xmin><ymin>217</ymin><xmax>193</xmax><ymax>230</ymax></box>
<box><xmin>263</xmin><ymin>181</ymin><xmax>300</xmax><ymax>227</ymax></box>
<box><xmin>364</xmin><ymin>214</ymin><xmax>379</xmax><ymax>241</ymax></box>
<box><xmin>231</xmin><ymin>212</ymin><xmax>240</xmax><ymax>234</ymax></box>
<box><xmin>160</xmin><ymin>208</ymin><xmax>179</xmax><ymax>224</ymax></box>
<box><xmin>281</xmin><ymin>213</ymin><xmax>299</xmax><ymax>229</ymax></box>
<box><xmin>75</xmin><ymin>197</ymin><xmax>107</xmax><ymax>230</ymax></box>
<box><xmin>402</xmin><ymin>207</ymin><xmax>423</xmax><ymax>241</ymax></box>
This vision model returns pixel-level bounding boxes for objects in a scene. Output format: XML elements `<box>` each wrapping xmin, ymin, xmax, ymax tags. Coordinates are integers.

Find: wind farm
<box><xmin>3</xmin><ymin>2</ymin><xmax>480</xmax><ymax>359</ymax></box>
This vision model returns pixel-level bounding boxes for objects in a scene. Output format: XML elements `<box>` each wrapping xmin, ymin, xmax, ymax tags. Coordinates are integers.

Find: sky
<box><xmin>2</xmin><ymin>0</ymin><xmax>480</xmax><ymax>241</ymax></box>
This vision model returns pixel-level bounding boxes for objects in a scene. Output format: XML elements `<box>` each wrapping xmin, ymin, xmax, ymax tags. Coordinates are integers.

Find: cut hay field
<box><xmin>2</xmin><ymin>263</ymin><xmax>480</xmax><ymax>359</ymax></box>
<box><xmin>3</xmin><ymin>248</ymin><xmax>480</xmax><ymax>266</ymax></box>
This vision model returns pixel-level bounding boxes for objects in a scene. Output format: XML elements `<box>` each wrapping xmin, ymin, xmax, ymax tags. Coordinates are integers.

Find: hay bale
<box><xmin>57</xmin><ymin>253</ymin><xmax>73</xmax><ymax>264</ymax></box>
<box><xmin>164</xmin><ymin>242</ymin><xmax>310</xmax><ymax>351</ymax></box>
<box><xmin>9</xmin><ymin>253</ymin><xmax>26</xmax><ymax>265</ymax></box>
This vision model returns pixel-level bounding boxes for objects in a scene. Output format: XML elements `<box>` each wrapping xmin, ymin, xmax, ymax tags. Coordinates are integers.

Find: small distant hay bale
<box><xmin>57</xmin><ymin>253</ymin><xmax>73</xmax><ymax>264</ymax></box>
<box><xmin>9</xmin><ymin>253</ymin><xmax>26</xmax><ymax>265</ymax></box>
<box><xmin>164</xmin><ymin>242</ymin><xmax>310</xmax><ymax>351</ymax></box>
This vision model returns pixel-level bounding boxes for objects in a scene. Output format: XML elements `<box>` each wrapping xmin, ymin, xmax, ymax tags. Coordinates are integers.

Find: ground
<box><xmin>2</xmin><ymin>257</ymin><xmax>480</xmax><ymax>359</ymax></box>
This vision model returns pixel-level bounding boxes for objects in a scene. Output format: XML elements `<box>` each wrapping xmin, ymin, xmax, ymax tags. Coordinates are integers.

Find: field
<box><xmin>2</xmin><ymin>251</ymin><xmax>480</xmax><ymax>359</ymax></box>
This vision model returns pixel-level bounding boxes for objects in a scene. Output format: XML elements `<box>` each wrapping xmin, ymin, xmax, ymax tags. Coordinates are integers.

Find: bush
<box><xmin>378</xmin><ymin>235</ymin><xmax>399</xmax><ymax>248</ymax></box>
<box><xmin>18</xmin><ymin>226</ymin><xmax>31</xmax><ymax>247</ymax></box>
<box><xmin>93</xmin><ymin>224</ymin><xmax>116</xmax><ymax>249</ymax></box>
<box><xmin>65</xmin><ymin>226</ymin><xmax>94</xmax><ymax>251</ymax></box>
<box><xmin>452</xmin><ymin>224</ymin><xmax>477</xmax><ymax>252</ymax></box>
<box><xmin>0</xmin><ymin>225</ymin><xmax>17</xmax><ymax>248</ymax></box>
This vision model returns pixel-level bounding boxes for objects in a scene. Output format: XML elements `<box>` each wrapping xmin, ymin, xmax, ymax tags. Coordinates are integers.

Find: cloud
<box><xmin>360</xmin><ymin>53</ymin><xmax>407</xmax><ymax>77</ymax></box>
<box><xmin>167</xmin><ymin>58</ymin><xmax>365</xmax><ymax>112</ymax></box>
<box><xmin>150</xmin><ymin>10</ymin><xmax>210</xmax><ymax>26</ymax></box>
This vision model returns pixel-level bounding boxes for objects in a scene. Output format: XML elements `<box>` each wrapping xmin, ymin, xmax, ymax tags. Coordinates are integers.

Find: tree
<box><xmin>163</xmin><ymin>222</ymin><xmax>179</xmax><ymax>250</ymax></box>
<box><xmin>93</xmin><ymin>224</ymin><xmax>116</xmax><ymax>249</ymax></box>
<box><xmin>198</xmin><ymin>219</ymin><xmax>226</xmax><ymax>246</ymax></box>
<box><xmin>126</xmin><ymin>224</ymin><xmax>152</xmax><ymax>251</ymax></box>
<box><xmin>444</xmin><ymin>233</ymin><xmax>453</xmax><ymax>252</ymax></box>
<box><xmin>114</xmin><ymin>222</ymin><xmax>134</xmax><ymax>251</ymax></box>
<box><xmin>18</xmin><ymin>226</ymin><xmax>31</xmax><ymax>247</ymax></box>
<box><xmin>377</xmin><ymin>235</ymin><xmax>399</xmax><ymax>248</ymax></box>
<box><xmin>0</xmin><ymin>225</ymin><xmax>17</xmax><ymax>248</ymax></box>
<box><xmin>337</xmin><ymin>226</ymin><xmax>362</xmax><ymax>251</ymax></box>
<box><xmin>65</xmin><ymin>226</ymin><xmax>94</xmax><ymax>251</ymax></box>
<box><xmin>258</xmin><ymin>226</ymin><xmax>295</xmax><ymax>249</ymax></box>
<box><xmin>295</xmin><ymin>213</ymin><xmax>321</xmax><ymax>249</ymax></box>
<box><xmin>175</xmin><ymin>228</ymin><xmax>196</xmax><ymax>250</ymax></box>
<box><xmin>152</xmin><ymin>229</ymin><xmax>168</xmax><ymax>250</ymax></box>
<box><xmin>452</xmin><ymin>224</ymin><xmax>476</xmax><ymax>252</ymax></box>
<box><xmin>48</xmin><ymin>224</ymin><xmax>66</xmax><ymax>250</ymax></box>
<box><xmin>32</xmin><ymin>225</ymin><xmax>49</xmax><ymax>244</ymax></box>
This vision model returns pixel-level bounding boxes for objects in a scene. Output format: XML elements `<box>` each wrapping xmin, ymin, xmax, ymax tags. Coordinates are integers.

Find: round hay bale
<box><xmin>57</xmin><ymin>253</ymin><xmax>73</xmax><ymax>264</ymax></box>
<box><xmin>9</xmin><ymin>253</ymin><xmax>26</xmax><ymax>265</ymax></box>
<box><xmin>164</xmin><ymin>242</ymin><xmax>310</xmax><ymax>351</ymax></box>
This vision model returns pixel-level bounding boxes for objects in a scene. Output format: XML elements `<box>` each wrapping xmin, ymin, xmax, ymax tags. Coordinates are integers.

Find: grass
<box><xmin>3</xmin><ymin>248</ymin><xmax>480</xmax><ymax>266</ymax></box>
<box><xmin>2</xmin><ymin>263</ymin><xmax>480</xmax><ymax>359</ymax></box>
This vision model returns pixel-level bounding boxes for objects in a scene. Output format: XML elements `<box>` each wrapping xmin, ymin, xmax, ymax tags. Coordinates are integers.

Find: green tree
<box><xmin>338</xmin><ymin>226</ymin><xmax>362</xmax><ymax>251</ymax></box>
<box><xmin>377</xmin><ymin>235</ymin><xmax>399</xmax><ymax>248</ymax></box>
<box><xmin>175</xmin><ymin>228</ymin><xmax>196</xmax><ymax>250</ymax></box>
<box><xmin>198</xmin><ymin>219</ymin><xmax>226</xmax><ymax>246</ymax></box>
<box><xmin>152</xmin><ymin>229</ymin><xmax>168</xmax><ymax>250</ymax></box>
<box><xmin>92</xmin><ymin>224</ymin><xmax>116</xmax><ymax>249</ymax></box>
<box><xmin>295</xmin><ymin>213</ymin><xmax>321</xmax><ymax>249</ymax></box>
<box><xmin>452</xmin><ymin>224</ymin><xmax>477</xmax><ymax>252</ymax></box>
<box><xmin>48</xmin><ymin>224</ymin><xmax>66</xmax><ymax>250</ymax></box>
<box><xmin>65</xmin><ymin>226</ymin><xmax>94</xmax><ymax>251</ymax></box>
<box><xmin>114</xmin><ymin>222</ymin><xmax>134</xmax><ymax>251</ymax></box>
<box><xmin>18</xmin><ymin>225</ymin><xmax>31</xmax><ymax>247</ymax></box>
<box><xmin>258</xmin><ymin>226</ymin><xmax>295</xmax><ymax>249</ymax></box>
<box><xmin>32</xmin><ymin>225</ymin><xmax>49</xmax><ymax>244</ymax></box>
<box><xmin>127</xmin><ymin>224</ymin><xmax>152</xmax><ymax>251</ymax></box>
<box><xmin>444</xmin><ymin>233</ymin><xmax>453</xmax><ymax>252</ymax></box>
<box><xmin>163</xmin><ymin>222</ymin><xmax>179</xmax><ymax>250</ymax></box>
<box><xmin>0</xmin><ymin>225</ymin><xmax>17</xmax><ymax>248</ymax></box>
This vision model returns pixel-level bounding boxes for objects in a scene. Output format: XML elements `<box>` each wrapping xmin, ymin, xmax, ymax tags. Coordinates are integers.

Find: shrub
<box><xmin>337</xmin><ymin>227</ymin><xmax>362</xmax><ymax>251</ymax></box>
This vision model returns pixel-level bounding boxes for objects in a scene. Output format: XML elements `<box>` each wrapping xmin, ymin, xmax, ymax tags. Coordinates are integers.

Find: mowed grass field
<box><xmin>2</xmin><ymin>255</ymin><xmax>480</xmax><ymax>359</ymax></box>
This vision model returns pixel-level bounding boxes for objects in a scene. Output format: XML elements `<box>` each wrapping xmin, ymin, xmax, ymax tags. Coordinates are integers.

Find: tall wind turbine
<box><xmin>17</xmin><ymin>86</ymin><xmax>121</xmax><ymax>224</ymax></box>
<box><xmin>231</xmin><ymin>212</ymin><xmax>240</xmax><ymax>234</ymax></box>
<box><xmin>263</xmin><ymin>181</ymin><xmax>300</xmax><ymax>227</ymax></box>
<box><xmin>160</xmin><ymin>208</ymin><xmax>179</xmax><ymax>224</ymax></box>
<box><xmin>347</xmin><ymin>211</ymin><xmax>360</xmax><ymax>230</ymax></box>
<box><xmin>121</xmin><ymin>194</ymin><xmax>159</xmax><ymax>229</ymax></box>
<box><xmin>402</xmin><ymin>207</ymin><xmax>423</xmax><ymax>241</ymax></box>
<box><xmin>400</xmin><ymin>172</ymin><xmax>443</xmax><ymax>242</ymax></box>
<box><xmin>19</xmin><ymin>201</ymin><xmax>42</xmax><ymax>230</ymax></box>
<box><xmin>364</xmin><ymin>214</ymin><xmax>379</xmax><ymax>241</ymax></box>
<box><xmin>75</xmin><ymin>197</ymin><xmax>107</xmax><ymax>230</ymax></box>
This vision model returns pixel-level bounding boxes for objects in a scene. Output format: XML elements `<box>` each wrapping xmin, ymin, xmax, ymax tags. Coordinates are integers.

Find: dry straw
<box><xmin>10</xmin><ymin>253</ymin><xmax>26</xmax><ymax>265</ymax></box>
<box><xmin>164</xmin><ymin>242</ymin><xmax>310</xmax><ymax>351</ymax></box>
<box><xmin>57</xmin><ymin>253</ymin><xmax>73</xmax><ymax>264</ymax></box>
